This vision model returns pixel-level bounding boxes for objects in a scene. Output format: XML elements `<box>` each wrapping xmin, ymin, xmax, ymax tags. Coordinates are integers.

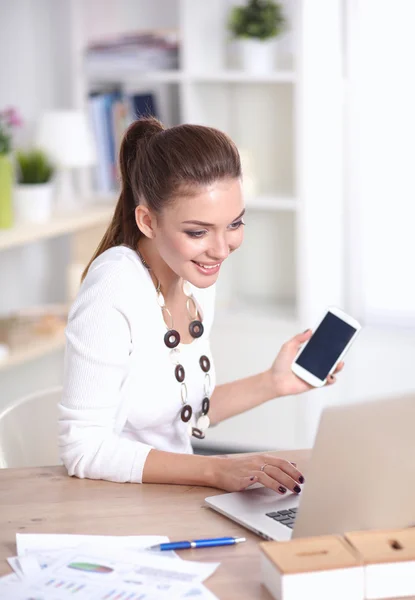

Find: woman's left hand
<box><xmin>270</xmin><ymin>329</ymin><xmax>345</xmax><ymax>397</ymax></box>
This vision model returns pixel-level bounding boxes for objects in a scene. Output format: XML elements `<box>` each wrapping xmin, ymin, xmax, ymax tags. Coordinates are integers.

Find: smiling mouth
<box><xmin>192</xmin><ymin>261</ymin><xmax>221</xmax><ymax>269</ymax></box>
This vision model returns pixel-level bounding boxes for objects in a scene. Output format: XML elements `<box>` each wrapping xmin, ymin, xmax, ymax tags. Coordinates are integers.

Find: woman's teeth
<box><xmin>195</xmin><ymin>262</ymin><xmax>219</xmax><ymax>269</ymax></box>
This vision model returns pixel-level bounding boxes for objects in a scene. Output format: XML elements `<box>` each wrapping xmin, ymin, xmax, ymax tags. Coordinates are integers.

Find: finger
<box><xmin>294</xmin><ymin>329</ymin><xmax>312</xmax><ymax>343</ymax></box>
<box><xmin>282</xmin><ymin>330</ymin><xmax>312</xmax><ymax>352</ymax></box>
<box><xmin>265</xmin><ymin>465</ymin><xmax>301</xmax><ymax>494</ymax></box>
<box><xmin>262</xmin><ymin>465</ymin><xmax>303</xmax><ymax>494</ymax></box>
<box><xmin>261</xmin><ymin>456</ymin><xmax>305</xmax><ymax>485</ymax></box>
<box><xmin>326</xmin><ymin>374</ymin><xmax>337</xmax><ymax>385</ymax></box>
<box><xmin>333</xmin><ymin>361</ymin><xmax>344</xmax><ymax>374</ymax></box>
<box><xmin>254</xmin><ymin>471</ymin><xmax>290</xmax><ymax>495</ymax></box>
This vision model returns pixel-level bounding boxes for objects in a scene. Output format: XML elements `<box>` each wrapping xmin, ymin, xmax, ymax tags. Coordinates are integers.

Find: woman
<box><xmin>59</xmin><ymin>117</ymin><xmax>343</xmax><ymax>494</ymax></box>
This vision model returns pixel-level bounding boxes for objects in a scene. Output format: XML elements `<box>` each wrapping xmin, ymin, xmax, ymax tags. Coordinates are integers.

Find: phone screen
<box><xmin>295</xmin><ymin>312</ymin><xmax>357</xmax><ymax>380</ymax></box>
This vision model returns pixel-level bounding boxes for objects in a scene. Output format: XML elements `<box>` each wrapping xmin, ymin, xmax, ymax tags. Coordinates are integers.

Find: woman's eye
<box><xmin>185</xmin><ymin>230</ymin><xmax>207</xmax><ymax>238</ymax></box>
<box><xmin>185</xmin><ymin>221</ymin><xmax>245</xmax><ymax>238</ymax></box>
<box><xmin>229</xmin><ymin>220</ymin><xmax>245</xmax><ymax>230</ymax></box>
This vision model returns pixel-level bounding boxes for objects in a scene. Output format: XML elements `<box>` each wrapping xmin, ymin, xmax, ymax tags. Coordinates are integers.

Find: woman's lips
<box><xmin>192</xmin><ymin>261</ymin><xmax>222</xmax><ymax>276</ymax></box>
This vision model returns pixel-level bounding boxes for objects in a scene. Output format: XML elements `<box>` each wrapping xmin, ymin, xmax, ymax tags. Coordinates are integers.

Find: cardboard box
<box><xmin>346</xmin><ymin>529</ymin><xmax>415</xmax><ymax>599</ymax></box>
<box><xmin>260</xmin><ymin>535</ymin><xmax>364</xmax><ymax>600</ymax></box>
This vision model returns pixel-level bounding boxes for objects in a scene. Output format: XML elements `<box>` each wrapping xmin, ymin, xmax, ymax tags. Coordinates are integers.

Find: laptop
<box><xmin>205</xmin><ymin>394</ymin><xmax>415</xmax><ymax>541</ymax></box>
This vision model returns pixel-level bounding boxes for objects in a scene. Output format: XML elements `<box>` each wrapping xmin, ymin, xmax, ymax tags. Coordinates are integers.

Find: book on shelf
<box><xmin>88</xmin><ymin>90</ymin><xmax>159</xmax><ymax>194</ymax></box>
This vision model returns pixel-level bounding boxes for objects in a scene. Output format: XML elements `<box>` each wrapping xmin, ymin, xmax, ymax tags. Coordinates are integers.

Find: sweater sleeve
<box><xmin>58</xmin><ymin>258</ymin><xmax>153</xmax><ymax>483</ymax></box>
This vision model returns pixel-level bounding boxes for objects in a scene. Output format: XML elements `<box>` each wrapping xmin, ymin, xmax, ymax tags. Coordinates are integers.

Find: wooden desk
<box><xmin>0</xmin><ymin>450</ymin><xmax>308</xmax><ymax>598</ymax></box>
<box><xmin>1</xmin><ymin>450</ymin><xmax>413</xmax><ymax>599</ymax></box>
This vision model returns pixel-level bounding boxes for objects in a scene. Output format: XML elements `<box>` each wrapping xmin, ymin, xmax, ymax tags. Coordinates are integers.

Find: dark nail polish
<box><xmin>278</xmin><ymin>486</ymin><xmax>287</xmax><ymax>494</ymax></box>
<box><xmin>250</xmin><ymin>476</ymin><xmax>255</xmax><ymax>481</ymax></box>
<box><xmin>294</xmin><ymin>485</ymin><xmax>301</xmax><ymax>494</ymax></box>
<box><xmin>299</xmin><ymin>476</ymin><xmax>305</xmax><ymax>484</ymax></box>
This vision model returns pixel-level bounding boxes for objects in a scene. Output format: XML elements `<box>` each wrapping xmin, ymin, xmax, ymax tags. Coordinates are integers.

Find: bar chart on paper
<box><xmin>44</xmin><ymin>578</ymin><xmax>86</xmax><ymax>593</ymax></box>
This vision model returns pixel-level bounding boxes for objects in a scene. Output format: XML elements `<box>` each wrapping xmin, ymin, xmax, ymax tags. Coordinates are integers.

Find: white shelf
<box><xmin>85</xmin><ymin>66</ymin><xmax>295</xmax><ymax>85</ymax></box>
<box><xmin>86</xmin><ymin>66</ymin><xmax>185</xmax><ymax>84</ymax></box>
<box><xmin>0</xmin><ymin>332</ymin><xmax>65</xmax><ymax>372</ymax></box>
<box><xmin>0</xmin><ymin>200</ymin><xmax>116</xmax><ymax>252</ymax></box>
<box><xmin>245</xmin><ymin>196</ymin><xmax>298</xmax><ymax>212</ymax></box>
<box><xmin>188</xmin><ymin>70</ymin><xmax>296</xmax><ymax>84</ymax></box>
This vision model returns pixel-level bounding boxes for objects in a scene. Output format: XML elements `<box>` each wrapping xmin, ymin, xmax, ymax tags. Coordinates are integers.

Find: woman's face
<box><xmin>154</xmin><ymin>178</ymin><xmax>245</xmax><ymax>288</ymax></box>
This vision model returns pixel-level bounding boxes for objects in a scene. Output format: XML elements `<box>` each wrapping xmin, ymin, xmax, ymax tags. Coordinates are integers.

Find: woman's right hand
<box><xmin>209</xmin><ymin>454</ymin><xmax>305</xmax><ymax>494</ymax></box>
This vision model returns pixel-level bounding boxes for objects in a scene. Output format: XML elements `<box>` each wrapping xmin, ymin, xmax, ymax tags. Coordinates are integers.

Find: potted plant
<box><xmin>0</xmin><ymin>107</ymin><xmax>21</xmax><ymax>229</ymax></box>
<box><xmin>14</xmin><ymin>149</ymin><xmax>55</xmax><ymax>223</ymax></box>
<box><xmin>228</xmin><ymin>0</ymin><xmax>286</xmax><ymax>74</ymax></box>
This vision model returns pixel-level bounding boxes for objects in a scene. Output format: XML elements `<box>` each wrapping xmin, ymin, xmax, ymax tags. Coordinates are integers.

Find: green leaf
<box><xmin>228</xmin><ymin>0</ymin><xmax>286</xmax><ymax>40</ymax></box>
<box><xmin>16</xmin><ymin>149</ymin><xmax>54</xmax><ymax>185</ymax></box>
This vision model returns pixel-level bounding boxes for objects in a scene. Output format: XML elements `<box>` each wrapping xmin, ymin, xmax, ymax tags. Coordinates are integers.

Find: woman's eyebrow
<box><xmin>182</xmin><ymin>209</ymin><xmax>245</xmax><ymax>227</ymax></box>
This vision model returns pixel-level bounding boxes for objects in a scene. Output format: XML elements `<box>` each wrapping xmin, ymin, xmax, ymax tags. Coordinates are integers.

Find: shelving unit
<box><xmin>0</xmin><ymin>198</ymin><xmax>115</xmax><ymax>372</ymax></box>
<box><xmin>0</xmin><ymin>201</ymin><xmax>115</xmax><ymax>251</ymax></box>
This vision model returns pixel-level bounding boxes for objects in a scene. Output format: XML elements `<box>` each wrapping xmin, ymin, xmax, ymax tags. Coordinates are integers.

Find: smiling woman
<box><xmin>58</xmin><ymin>117</ymin><xmax>342</xmax><ymax>493</ymax></box>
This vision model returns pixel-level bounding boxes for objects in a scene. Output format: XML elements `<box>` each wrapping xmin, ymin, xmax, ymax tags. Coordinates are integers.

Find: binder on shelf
<box><xmin>88</xmin><ymin>90</ymin><xmax>158</xmax><ymax>194</ymax></box>
<box><xmin>130</xmin><ymin>93</ymin><xmax>158</xmax><ymax>121</ymax></box>
<box><xmin>88</xmin><ymin>94</ymin><xmax>114</xmax><ymax>193</ymax></box>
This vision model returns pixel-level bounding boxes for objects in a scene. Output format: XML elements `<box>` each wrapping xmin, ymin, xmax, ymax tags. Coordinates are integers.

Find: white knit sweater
<box><xmin>58</xmin><ymin>245</ymin><xmax>216</xmax><ymax>483</ymax></box>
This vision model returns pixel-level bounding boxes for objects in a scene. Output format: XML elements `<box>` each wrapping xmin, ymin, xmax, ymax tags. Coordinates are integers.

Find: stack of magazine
<box><xmin>85</xmin><ymin>30</ymin><xmax>180</xmax><ymax>73</ymax></box>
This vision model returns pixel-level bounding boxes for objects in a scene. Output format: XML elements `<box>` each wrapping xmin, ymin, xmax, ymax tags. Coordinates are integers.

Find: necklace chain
<box><xmin>137</xmin><ymin>247</ymin><xmax>211</xmax><ymax>439</ymax></box>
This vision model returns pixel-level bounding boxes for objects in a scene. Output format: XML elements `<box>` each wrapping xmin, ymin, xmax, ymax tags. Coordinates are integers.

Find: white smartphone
<box><xmin>291</xmin><ymin>306</ymin><xmax>361</xmax><ymax>387</ymax></box>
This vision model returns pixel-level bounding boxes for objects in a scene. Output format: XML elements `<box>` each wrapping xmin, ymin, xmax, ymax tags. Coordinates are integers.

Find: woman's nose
<box><xmin>209</xmin><ymin>234</ymin><xmax>230</xmax><ymax>261</ymax></box>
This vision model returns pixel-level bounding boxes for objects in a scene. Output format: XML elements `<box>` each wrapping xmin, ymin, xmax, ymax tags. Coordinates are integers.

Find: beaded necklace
<box><xmin>137</xmin><ymin>249</ymin><xmax>211</xmax><ymax>439</ymax></box>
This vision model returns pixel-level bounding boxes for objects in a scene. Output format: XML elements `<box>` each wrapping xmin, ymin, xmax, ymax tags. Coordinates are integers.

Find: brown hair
<box><xmin>82</xmin><ymin>117</ymin><xmax>241</xmax><ymax>280</ymax></box>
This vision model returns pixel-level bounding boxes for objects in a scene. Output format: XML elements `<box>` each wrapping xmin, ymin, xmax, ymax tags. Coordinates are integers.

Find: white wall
<box><xmin>346</xmin><ymin>0</ymin><xmax>415</xmax><ymax>326</ymax></box>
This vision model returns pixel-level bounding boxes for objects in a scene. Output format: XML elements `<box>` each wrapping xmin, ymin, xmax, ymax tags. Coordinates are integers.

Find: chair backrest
<box><xmin>0</xmin><ymin>386</ymin><xmax>62</xmax><ymax>469</ymax></box>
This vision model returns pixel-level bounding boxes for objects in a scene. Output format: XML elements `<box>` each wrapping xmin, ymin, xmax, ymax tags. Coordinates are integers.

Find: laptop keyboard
<box><xmin>266</xmin><ymin>507</ymin><xmax>297</xmax><ymax>529</ymax></box>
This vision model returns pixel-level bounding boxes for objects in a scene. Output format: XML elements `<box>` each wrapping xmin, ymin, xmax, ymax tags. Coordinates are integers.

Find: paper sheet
<box><xmin>3</xmin><ymin>543</ymin><xmax>219</xmax><ymax>600</ymax></box>
<box><xmin>11</xmin><ymin>534</ymin><xmax>178</xmax><ymax>578</ymax></box>
<box><xmin>16</xmin><ymin>534</ymin><xmax>170</xmax><ymax>556</ymax></box>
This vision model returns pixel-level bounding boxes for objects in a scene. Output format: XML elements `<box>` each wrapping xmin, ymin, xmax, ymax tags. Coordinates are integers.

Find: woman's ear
<box><xmin>135</xmin><ymin>205</ymin><xmax>156</xmax><ymax>239</ymax></box>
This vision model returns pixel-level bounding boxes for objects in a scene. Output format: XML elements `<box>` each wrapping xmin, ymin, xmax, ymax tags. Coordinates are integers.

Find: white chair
<box><xmin>0</xmin><ymin>386</ymin><xmax>62</xmax><ymax>468</ymax></box>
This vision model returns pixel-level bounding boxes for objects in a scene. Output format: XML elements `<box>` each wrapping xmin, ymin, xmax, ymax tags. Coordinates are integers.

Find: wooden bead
<box><xmin>202</xmin><ymin>397</ymin><xmax>210</xmax><ymax>415</ymax></box>
<box><xmin>181</xmin><ymin>404</ymin><xmax>193</xmax><ymax>423</ymax></box>
<box><xmin>189</xmin><ymin>320</ymin><xmax>204</xmax><ymax>338</ymax></box>
<box><xmin>175</xmin><ymin>364</ymin><xmax>185</xmax><ymax>383</ymax></box>
<box><xmin>199</xmin><ymin>355</ymin><xmax>211</xmax><ymax>372</ymax></box>
<box><xmin>191</xmin><ymin>427</ymin><xmax>205</xmax><ymax>440</ymax></box>
<box><xmin>164</xmin><ymin>329</ymin><xmax>180</xmax><ymax>348</ymax></box>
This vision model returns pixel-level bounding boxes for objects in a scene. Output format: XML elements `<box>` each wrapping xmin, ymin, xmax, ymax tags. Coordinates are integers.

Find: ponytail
<box><xmin>82</xmin><ymin>117</ymin><xmax>164</xmax><ymax>280</ymax></box>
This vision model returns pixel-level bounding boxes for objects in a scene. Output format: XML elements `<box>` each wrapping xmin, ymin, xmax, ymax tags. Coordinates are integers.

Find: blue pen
<box><xmin>148</xmin><ymin>536</ymin><xmax>246</xmax><ymax>551</ymax></box>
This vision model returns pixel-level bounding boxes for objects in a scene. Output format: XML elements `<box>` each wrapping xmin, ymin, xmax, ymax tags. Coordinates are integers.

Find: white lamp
<box><xmin>35</xmin><ymin>110</ymin><xmax>97</xmax><ymax>211</ymax></box>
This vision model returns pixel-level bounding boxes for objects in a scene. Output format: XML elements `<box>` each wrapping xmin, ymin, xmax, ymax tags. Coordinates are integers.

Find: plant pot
<box><xmin>0</xmin><ymin>154</ymin><xmax>14</xmax><ymax>229</ymax></box>
<box><xmin>239</xmin><ymin>38</ymin><xmax>277</xmax><ymax>74</ymax></box>
<box><xmin>13</xmin><ymin>182</ymin><xmax>54</xmax><ymax>224</ymax></box>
